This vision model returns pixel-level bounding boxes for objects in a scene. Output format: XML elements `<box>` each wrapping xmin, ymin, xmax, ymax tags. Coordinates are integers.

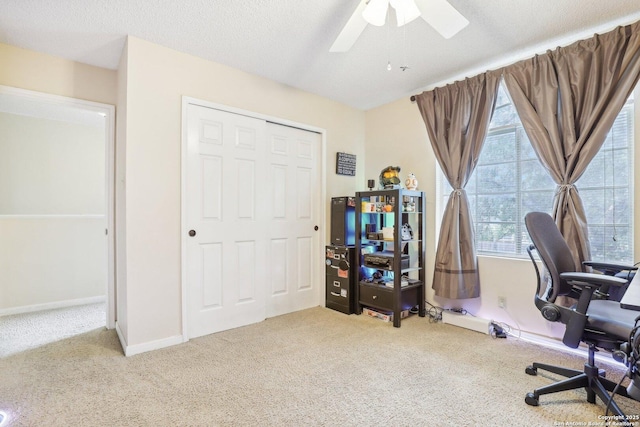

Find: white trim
<box><xmin>119</xmin><ymin>330</ymin><xmax>184</xmax><ymax>357</ymax></box>
<box><xmin>115</xmin><ymin>321</ymin><xmax>127</xmax><ymax>355</ymax></box>
<box><xmin>181</xmin><ymin>97</ymin><xmax>326</xmax><ymax>135</ymax></box>
<box><xmin>319</xmin><ymin>131</ymin><xmax>327</xmax><ymax>306</ymax></box>
<box><xmin>0</xmin><ymin>214</ymin><xmax>106</xmax><ymax>219</ymax></box>
<box><xmin>180</xmin><ymin>96</ymin><xmax>327</xmax><ymax>342</ymax></box>
<box><xmin>515</xmin><ymin>330</ymin><xmax>624</xmax><ymax>368</ymax></box>
<box><xmin>0</xmin><ymin>295</ymin><xmax>106</xmax><ymax>317</ymax></box>
<box><xmin>180</xmin><ymin>98</ymin><xmax>189</xmax><ymax>344</ymax></box>
<box><xmin>0</xmin><ymin>84</ymin><xmax>116</xmax><ymax>330</ymax></box>
<box><xmin>104</xmin><ymin>100</ymin><xmax>116</xmax><ymax>331</ymax></box>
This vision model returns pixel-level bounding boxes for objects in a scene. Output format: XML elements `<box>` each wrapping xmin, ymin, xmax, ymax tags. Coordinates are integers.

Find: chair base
<box><xmin>524</xmin><ymin>351</ymin><xmax>634</xmax><ymax>419</ymax></box>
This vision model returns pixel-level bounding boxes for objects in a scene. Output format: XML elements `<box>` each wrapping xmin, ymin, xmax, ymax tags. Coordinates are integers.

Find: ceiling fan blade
<box><xmin>415</xmin><ymin>0</ymin><xmax>469</xmax><ymax>39</ymax></box>
<box><xmin>363</xmin><ymin>0</ymin><xmax>389</xmax><ymax>27</ymax></box>
<box><xmin>329</xmin><ymin>0</ymin><xmax>369</xmax><ymax>52</ymax></box>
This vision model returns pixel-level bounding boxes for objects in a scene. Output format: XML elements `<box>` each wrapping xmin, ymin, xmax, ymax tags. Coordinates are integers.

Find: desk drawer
<box><xmin>359</xmin><ymin>284</ymin><xmax>393</xmax><ymax>309</ymax></box>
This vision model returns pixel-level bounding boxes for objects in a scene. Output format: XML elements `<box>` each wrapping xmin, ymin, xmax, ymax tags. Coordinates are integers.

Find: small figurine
<box><xmin>379</xmin><ymin>166</ymin><xmax>401</xmax><ymax>189</ymax></box>
<box><xmin>405</xmin><ymin>173</ymin><xmax>418</xmax><ymax>190</ymax></box>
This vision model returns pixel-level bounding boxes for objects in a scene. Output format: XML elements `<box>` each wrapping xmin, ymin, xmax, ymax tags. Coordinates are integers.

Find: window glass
<box><xmin>440</xmin><ymin>83</ymin><xmax>634</xmax><ymax>263</ymax></box>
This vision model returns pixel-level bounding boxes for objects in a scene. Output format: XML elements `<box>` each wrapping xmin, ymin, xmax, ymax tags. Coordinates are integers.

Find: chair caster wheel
<box><xmin>525</xmin><ymin>392</ymin><xmax>539</xmax><ymax>406</ymax></box>
<box><xmin>525</xmin><ymin>366</ymin><xmax>537</xmax><ymax>376</ymax></box>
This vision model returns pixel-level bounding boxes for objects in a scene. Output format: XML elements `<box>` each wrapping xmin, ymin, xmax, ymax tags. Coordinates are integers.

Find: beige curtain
<box><xmin>503</xmin><ymin>21</ymin><xmax>640</xmax><ymax>268</ymax></box>
<box><xmin>415</xmin><ymin>72</ymin><xmax>501</xmax><ymax>299</ymax></box>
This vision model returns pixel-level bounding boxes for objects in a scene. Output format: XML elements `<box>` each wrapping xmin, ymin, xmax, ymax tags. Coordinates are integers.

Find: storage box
<box><xmin>362</xmin><ymin>307</ymin><xmax>409</xmax><ymax>322</ymax></box>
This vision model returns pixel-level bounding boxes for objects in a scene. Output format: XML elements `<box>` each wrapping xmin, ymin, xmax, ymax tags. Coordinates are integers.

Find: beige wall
<box><xmin>364</xmin><ymin>97</ymin><xmax>438</xmax><ymax>301</ymax></box>
<box><xmin>0</xmin><ymin>218</ymin><xmax>106</xmax><ymax>310</ymax></box>
<box><xmin>0</xmin><ymin>113</ymin><xmax>105</xmax><ymax>214</ymax></box>
<box><xmin>3</xmin><ymin>36</ymin><xmax>636</xmax><ymax>349</ymax></box>
<box><xmin>365</xmin><ymin>88</ymin><xmax>640</xmax><ymax>339</ymax></box>
<box><xmin>119</xmin><ymin>37</ymin><xmax>365</xmax><ymax>348</ymax></box>
<box><xmin>0</xmin><ymin>39</ymin><xmax>365</xmax><ymax>352</ymax></box>
<box><xmin>0</xmin><ymin>43</ymin><xmax>117</xmax><ymax>106</ymax></box>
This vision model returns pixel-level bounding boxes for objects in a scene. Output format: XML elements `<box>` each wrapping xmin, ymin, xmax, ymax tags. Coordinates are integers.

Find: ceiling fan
<box><xmin>330</xmin><ymin>0</ymin><xmax>469</xmax><ymax>52</ymax></box>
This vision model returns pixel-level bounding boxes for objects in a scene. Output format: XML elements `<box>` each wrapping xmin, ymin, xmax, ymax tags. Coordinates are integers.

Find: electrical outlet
<box><xmin>498</xmin><ymin>296</ymin><xmax>506</xmax><ymax>309</ymax></box>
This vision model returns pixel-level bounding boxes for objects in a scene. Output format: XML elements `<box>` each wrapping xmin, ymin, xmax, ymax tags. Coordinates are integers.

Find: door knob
<box><xmin>189</xmin><ymin>230</ymin><xmax>196</xmax><ymax>237</ymax></box>
<box><xmin>314</xmin><ymin>225</ymin><xmax>319</xmax><ymax>231</ymax></box>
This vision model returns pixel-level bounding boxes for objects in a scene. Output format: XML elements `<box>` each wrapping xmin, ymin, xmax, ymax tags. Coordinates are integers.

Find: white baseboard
<box><xmin>116</xmin><ymin>324</ymin><xmax>184</xmax><ymax>357</ymax></box>
<box><xmin>0</xmin><ymin>295</ymin><xmax>106</xmax><ymax>317</ymax></box>
<box><xmin>515</xmin><ymin>331</ymin><xmax>623</xmax><ymax>367</ymax></box>
<box><xmin>441</xmin><ymin>312</ymin><xmax>623</xmax><ymax>368</ymax></box>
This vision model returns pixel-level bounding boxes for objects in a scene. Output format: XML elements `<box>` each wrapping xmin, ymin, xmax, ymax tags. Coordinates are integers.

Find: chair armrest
<box><xmin>561</xmin><ymin>272</ymin><xmax>628</xmax><ymax>315</ymax></box>
<box><xmin>582</xmin><ymin>261</ymin><xmax>637</xmax><ymax>275</ymax></box>
<box><xmin>560</xmin><ymin>272</ymin><xmax>628</xmax><ymax>289</ymax></box>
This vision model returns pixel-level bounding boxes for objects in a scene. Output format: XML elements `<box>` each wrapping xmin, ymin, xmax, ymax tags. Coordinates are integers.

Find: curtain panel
<box><xmin>503</xmin><ymin>21</ymin><xmax>640</xmax><ymax>270</ymax></box>
<box><xmin>415</xmin><ymin>72</ymin><xmax>501</xmax><ymax>299</ymax></box>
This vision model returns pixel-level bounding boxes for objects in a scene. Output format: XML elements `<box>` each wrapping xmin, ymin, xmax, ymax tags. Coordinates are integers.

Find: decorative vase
<box><xmin>405</xmin><ymin>173</ymin><xmax>418</xmax><ymax>190</ymax></box>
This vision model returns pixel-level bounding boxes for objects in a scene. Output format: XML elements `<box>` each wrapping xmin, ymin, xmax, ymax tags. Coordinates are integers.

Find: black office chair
<box><xmin>524</xmin><ymin>212</ymin><xmax>640</xmax><ymax>417</ymax></box>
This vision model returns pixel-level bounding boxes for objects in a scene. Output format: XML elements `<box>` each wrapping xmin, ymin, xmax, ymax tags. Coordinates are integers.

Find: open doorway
<box><xmin>0</xmin><ymin>86</ymin><xmax>115</xmax><ymax>354</ymax></box>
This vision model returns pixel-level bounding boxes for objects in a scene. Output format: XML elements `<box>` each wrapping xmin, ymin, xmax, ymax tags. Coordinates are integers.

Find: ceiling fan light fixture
<box><xmin>362</xmin><ymin>0</ymin><xmax>390</xmax><ymax>27</ymax></box>
<box><xmin>390</xmin><ymin>0</ymin><xmax>421</xmax><ymax>26</ymax></box>
<box><xmin>332</xmin><ymin>0</ymin><xmax>468</xmax><ymax>53</ymax></box>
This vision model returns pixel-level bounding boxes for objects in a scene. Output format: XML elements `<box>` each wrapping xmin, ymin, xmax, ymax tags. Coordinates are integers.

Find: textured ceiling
<box><xmin>1</xmin><ymin>0</ymin><xmax>640</xmax><ymax>110</ymax></box>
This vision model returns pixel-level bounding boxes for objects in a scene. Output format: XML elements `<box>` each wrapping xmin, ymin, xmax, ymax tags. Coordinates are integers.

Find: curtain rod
<box><xmin>410</xmin><ymin>95</ymin><xmax>416</xmax><ymax>102</ymax></box>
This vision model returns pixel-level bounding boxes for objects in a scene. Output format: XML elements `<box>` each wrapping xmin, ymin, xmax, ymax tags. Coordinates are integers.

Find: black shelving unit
<box><xmin>355</xmin><ymin>189</ymin><xmax>426</xmax><ymax>327</ymax></box>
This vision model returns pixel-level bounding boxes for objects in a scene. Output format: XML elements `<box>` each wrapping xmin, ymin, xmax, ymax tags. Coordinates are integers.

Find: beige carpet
<box><xmin>0</xmin><ymin>303</ymin><xmax>106</xmax><ymax>358</ymax></box>
<box><xmin>1</xmin><ymin>306</ymin><xmax>639</xmax><ymax>426</ymax></box>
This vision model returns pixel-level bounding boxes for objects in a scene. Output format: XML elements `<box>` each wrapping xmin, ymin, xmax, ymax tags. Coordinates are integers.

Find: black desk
<box><xmin>621</xmin><ymin>271</ymin><xmax>640</xmax><ymax>311</ymax></box>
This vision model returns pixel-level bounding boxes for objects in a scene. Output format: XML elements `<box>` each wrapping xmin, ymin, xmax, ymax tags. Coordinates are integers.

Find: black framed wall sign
<box><xmin>336</xmin><ymin>152</ymin><xmax>356</xmax><ymax>176</ymax></box>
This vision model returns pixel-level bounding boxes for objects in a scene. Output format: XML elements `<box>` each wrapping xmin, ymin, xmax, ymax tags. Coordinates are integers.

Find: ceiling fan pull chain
<box><xmin>386</xmin><ymin>5</ymin><xmax>392</xmax><ymax>71</ymax></box>
<box><xmin>401</xmin><ymin>15</ymin><xmax>408</xmax><ymax>71</ymax></box>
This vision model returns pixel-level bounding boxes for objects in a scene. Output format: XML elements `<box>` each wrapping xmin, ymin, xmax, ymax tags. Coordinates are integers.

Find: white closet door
<box><xmin>185</xmin><ymin>104</ymin><xmax>268</xmax><ymax>338</ymax></box>
<box><xmin>185</xmin><ymin>104</ymin><xmax>322</xmax><ymax>339</ymax></box>
<box><xmin>265</xmin><ymin>122</ymin><xmax>321</xmax><ymax>317</ymax></box>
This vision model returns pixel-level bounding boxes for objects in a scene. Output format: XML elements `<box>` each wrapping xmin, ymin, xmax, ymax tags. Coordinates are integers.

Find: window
<box><xmin>440</xmin><ymin>83</ymin><xmax>634</xmax><ymax>263</ymax></box>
